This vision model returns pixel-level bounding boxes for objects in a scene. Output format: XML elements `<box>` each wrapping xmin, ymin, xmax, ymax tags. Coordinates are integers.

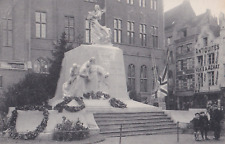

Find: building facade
<box><xmin>0</xmin><ymin>0</ymin><xmax>166</xmax><ymax>106</ymax></box>
<box><xmin>165</xmin><ymin>0</ymin><xmax>225</xmax><ymax>110</ymax></box>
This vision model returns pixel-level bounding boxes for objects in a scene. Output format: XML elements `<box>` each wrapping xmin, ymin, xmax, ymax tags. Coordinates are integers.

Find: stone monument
<box><xmin>6</xmin><ymin>5</ymin><xmax>160</xmax><ymax>141</ymax></box>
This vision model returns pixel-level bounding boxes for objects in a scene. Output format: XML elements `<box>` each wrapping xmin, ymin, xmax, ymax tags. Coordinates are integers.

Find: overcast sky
<box><xmin>164</xmin><ymin>0</ymin><xmax>225</xmax><ymax>17</ymax></box>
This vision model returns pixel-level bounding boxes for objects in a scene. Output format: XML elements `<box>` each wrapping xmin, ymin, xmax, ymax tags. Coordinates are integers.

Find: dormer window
<box><xmin>203</xmin><ymin>37</ymin><xmax>208</xmax><ymax>46</ymax></box>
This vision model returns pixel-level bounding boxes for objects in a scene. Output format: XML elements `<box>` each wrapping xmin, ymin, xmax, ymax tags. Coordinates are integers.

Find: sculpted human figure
<box><xmin>62</xmin><ymin>63</ymin><xmax>80</xmax><ymax>97</ymax></box>
<box><xmin>87</xmin><ymin>5</ymin><xmax>111</xmax><ymax>44</ymax></box>
<box><xmin>62</xmin><ymin>57</ymin><xmax>109</xmax><ymax>98</ymax></box>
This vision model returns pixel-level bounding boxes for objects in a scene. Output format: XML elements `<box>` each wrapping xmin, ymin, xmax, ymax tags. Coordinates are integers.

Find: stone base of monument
<box><xmin>7</xmin><ymin>108</ymin><xmax>101</xmax><ymax>141</ymax></box>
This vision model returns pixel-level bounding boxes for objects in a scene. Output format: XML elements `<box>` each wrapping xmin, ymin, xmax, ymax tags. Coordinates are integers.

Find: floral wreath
<box><xmin>109</xmin><ymin>98</ymin><xmax>127</xmax><ymax>108</ymax></box>
<box><xmin>6</xmin><ymin>106</ymin><xmax>49</xmax><ymax>140</ymax></box>
<box><xmin>83</xmin><ymin>91</ymin><xmax>110</xmax><ymax>99</ymax></box>
<box><xmin>54</xmin><ymin>96</ymin><xmax>85</xmax><ymax>113</ymax></box>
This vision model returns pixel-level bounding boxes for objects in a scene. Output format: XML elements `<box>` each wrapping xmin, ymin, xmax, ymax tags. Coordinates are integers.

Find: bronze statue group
<box><xmin>191</xmin><ymin>103</ymin><xmax>224</xmax><ymax>141</ymax></box>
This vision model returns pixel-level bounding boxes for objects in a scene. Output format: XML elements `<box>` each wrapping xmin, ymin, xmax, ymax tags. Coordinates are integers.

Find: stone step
<box><xmin>100</xmin><ymin>128</ymin><xmax>177</xmax><ymax>137</ymax></box>
<box><xmin>94</xmin><ymin>115</ymin><xmax>168</xmax><ymax>121</ymax></box>
<box><xmin>94</xmin><ymin>112</ymin><xmax>176</xmax><ymax>137</ymax></box>
<box><xmin>96</xmin><ymin>118</ymin><xmax>174</xmax><ymax>126</ymax></box>
<box><xmin>94</xmin><ymin>112</ymin><xmax>165</xmax><ymax>117</ymax></box>
<box><xmin>95</xmin><ymin>116</ymin><xmax>171</xmax><ymax>123</ymax></box>
<box><xmin>99</xmin><ymin>123</ymin><xmax>176</xmax><ymax>132</ymax></box>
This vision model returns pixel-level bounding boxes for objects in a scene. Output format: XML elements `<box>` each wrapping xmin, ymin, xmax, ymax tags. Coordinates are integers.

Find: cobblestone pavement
<box><xmin>0</xmin><ymin>134</ymin><xmax>224</xmax><ymax>144</ymax></box>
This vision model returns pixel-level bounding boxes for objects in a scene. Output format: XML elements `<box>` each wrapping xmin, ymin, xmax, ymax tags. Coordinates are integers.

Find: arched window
<box><xmin>33</xmin><ymin>58</ymin><xmax>48</xmax><ymax>74</ymax></box>
<box><xmin>140</xmin><ymin>65</ymin><xmax>147</xmax><ymax>92</ymax></box>
<box><xmin>128</xmin><ymin>64</ymin><xmax>135</xmax><ymax>90</ymax></box>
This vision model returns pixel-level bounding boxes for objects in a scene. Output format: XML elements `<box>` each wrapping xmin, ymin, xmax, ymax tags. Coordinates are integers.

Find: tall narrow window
<box><xmin>3</xmin><ymin>18</ymin><xmax>12</xmax><ymax>47</ymax></box>
<box><xmin>0</xmin><ymin>76</ymin><xmax>2</xmax><ymax>88</ymax></box>
<box><xmin>139</xmin><ymin>24</ymin><xmax>147</xmax><ymax>46</ymax></box>
<box><xmin>186</xmin><ymin>43</ymin><xmax>192</xmax><ymax>52</ymax></box>
<box><xmin>114</xmin><ymin>19</ymin><xmax>122</xmax><ymax>43</ymax></box>
<box><xmin>208</xmin><ymin>71</ymin><xmax>215</xmax><ymax>86</ymax></box>
<box><xmin>178</xmin><ymin>78</ymin><xmax>183</xmax><ymax>90</ymax></box>
<box><xmin>127</xmin><ymin>0</ymin><xmax>134</xmax><ymax>5</ymax></box>
<box><xmin>187</xmin><ymin>58</ymin><xmax>193</xmax><ymax>69</ymax></box>
<box><xmin>127</xmin><ymin>21</ymin><xmax>135</xmax><ymax>44</ymax></box>
<box><xmin>151</xmin><ymin>26</ymin><xmax>158</xmax><ymax>48</ymax></box>
<box><xmin>197</xmin><ymin>73</ymin><xmax>203</xmax><ymax>88</ymax></box>
<box><xmin>139</xmin><ymin>0</ymin><xmax>146</xmax><ymax>7</ymax></box>
<box><xmin>177</xmin><ymin>60</ymin><xmax>183</xmax><ymax>71</ymax></box>
<box><xmin>197</xmin><ymin>56</ymin><xmax>203</xmax><ymax>66</ymax></box>
<box><xmin>140</xmin><ymin>65</ymin><xmax>148</xmax><ymax>92</ymax></box>
<box><xmin>153</xmin><ymin>0</ymin><xmax>157</xmax><ymax>10</ymax></box>
<box><xmin>128</xmin><ymin>64</ymin><xmax>136</xmax><ymax>90</ymax></box>
<box><xmin>85</xmin><ymin>19</ymin><xmax>91</xmax><ymax>43</ymax></box>
<box><xmin>64</xmin><ymin>16</ymin><xmax>74</xmax><ymax>43</ymax></box>
<box><xmin>208</xmin><ymin>53</ymin><xmax>215</xmax><ymax>64</ymax></box>
<box><xmin>187</xmin><ymin>75</ymin><xmax>193</xmax><ymax>90</ymax></box>
<box><xmin>35</xmin><ymin>12</ymin><xmax>46</xmax><ymax>38</ymax></box>
<box><xmin>203</xmin><ymin>37</ymin><xmax>208</xmax><ymax>46</ymax></box>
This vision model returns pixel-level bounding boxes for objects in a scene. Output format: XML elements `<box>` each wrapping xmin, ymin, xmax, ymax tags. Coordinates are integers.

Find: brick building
<box><xmin>165</xmin><ymin>0</ymin><xmax>225</xmax><ymax>110</ymax></box>
<box><xmin>0</xmin><ymin>0</ymin><xmax>166</xmax><ymax>106</ymax></box>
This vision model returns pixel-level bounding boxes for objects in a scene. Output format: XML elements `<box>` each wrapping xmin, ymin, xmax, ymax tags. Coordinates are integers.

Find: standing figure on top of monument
<box><xmin>87</xmin><ymin>5</ymin><xmax>111</xmax><ymax>44</ymax></box>
<box><xmin>62</xmin><ymin>63</ymin><xmax>80</xmax><ymax>97</ymax></box>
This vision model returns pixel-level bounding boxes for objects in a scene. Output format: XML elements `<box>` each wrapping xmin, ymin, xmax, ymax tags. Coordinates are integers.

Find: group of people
<box><xmin>191</xmin><ymin>104</ymin><xmax>224</xmax><ymax>141</ymax></box>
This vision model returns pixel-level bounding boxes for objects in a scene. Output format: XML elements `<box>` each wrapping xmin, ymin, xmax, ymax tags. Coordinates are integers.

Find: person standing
<box><xmin>191</xmin><ymin>113</ymin><xmax>201</xmax><ymax>141</ymax></box>
<box><xmin>211</xmin><ymin>104</ymin><xmax>223</xmax><ymax>140</ymax></box>
<box><xmin>199</xmin><ymin>111</ymin><xmax>210</xmax><ymax>140</ymax></box>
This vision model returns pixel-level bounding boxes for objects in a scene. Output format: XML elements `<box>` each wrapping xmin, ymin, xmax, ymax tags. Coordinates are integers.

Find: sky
<box><xmin>164</xmin><ymin>0</ymin><xmax>225</xmax><ymax>17</ymax></box>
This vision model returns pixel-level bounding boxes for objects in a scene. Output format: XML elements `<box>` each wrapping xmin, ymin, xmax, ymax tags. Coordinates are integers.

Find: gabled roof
<box><xmin>165</xmin><ymin>0</ymin><xmax>196</xmax><ymax>30</ymax></box>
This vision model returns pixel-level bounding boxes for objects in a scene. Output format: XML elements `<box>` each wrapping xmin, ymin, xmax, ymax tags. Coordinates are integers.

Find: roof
<box><xmin>165</xmin><ymin>0</ymin><xmax>196</xmax><ymax>30</ymax></box>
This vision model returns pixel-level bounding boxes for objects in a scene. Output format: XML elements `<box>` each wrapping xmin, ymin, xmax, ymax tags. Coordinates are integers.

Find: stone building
<box><xmin>165</xmin><ymin>0</ymin><xmax>225</xmax><ymax>110</ymax></box>
<box><xmin>0</xmin><ymin>0</ymin><xmax>166</xmax><ymax>106</ymax></box>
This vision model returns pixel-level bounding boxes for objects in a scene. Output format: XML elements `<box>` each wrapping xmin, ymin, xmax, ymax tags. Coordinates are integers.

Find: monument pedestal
<box><xmin>49</xmin><ymin>44</ymin><xmax>129</xmax><ymax>106</ymax></box>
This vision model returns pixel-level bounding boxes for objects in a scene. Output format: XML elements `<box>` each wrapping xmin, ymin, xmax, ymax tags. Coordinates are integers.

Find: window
<box><xmin>186</xmin><ymin>43</ymin><xmax>192</xmax><ymax>52</ymax></box>
<box><xmin>151</xmin><ymin>0</ymin><xmax>157</xmax><ymax>10</ymax></box>
<box><xmin>85</xmin><ymin>19</ymin><xmax>91</xmax><ymax>43</ymax></box>
<box><xmin>3</xmin><ymin>18</ymin><xmax>12</xmax><ymax>47</ymax></box>
<box><xmin>180</xmin><ymin>29</ymin><xmax>187</xmax><ymax>37</ymax></box>
<box><xmin>127</xmin><ymin>21</ymin><xmax>135</xmax><ymax>44</ymax></box>
<box><xmin>197</xmin><ymin>56</ymin><xmax>203</xmax><ymax>66</ymax></box>
<box><xmin>177</xmin><ymin>60</ymin><xmax>183</xmax><ymax>71</ymax></box>
<box><xmin>177</xmin><ymin>45</ymin><xmax>183</xmax><ymax>54</ymax></box>
<box><xmin>139</xmin><ymin>24</ymin><xmax>147</xmax><ymax>46</ymax></box>
<box><xmin>128</xmin><ymin>64</ymin><xmax>136</xmax><ymax>90</ymax></box>
<box><xmin>178</xmin><ymin>79</ymin><xmax>183</xmax><ymax>90</ymax></box>
<box><xmin>0</xmin><ymin>76</ymin><xmax>2</xmax><ymax>88</ymax></box>
<box><xmin>208</xmin><ymin>53</ymin><xmax>215</xmax><ymax>64</ymax></box>
<box><xmin>197</xmin><ymin>73</ymin><xmax>203</xmax><ymax>88</ymax></box>
<box><xmin>187</xmin><ymin>58</ymin><xmax>193</xmax><ymax>69</ymax></box>
<box><xmin>208</xmin><ymin>71</ymin><xmax>215</xmax><ymax>86</ymax></box>
<box><xmin>151</xmin><ymin>26</ymin><xmax>158</xmax><ymax>48</ymax></box>
<box><xmin>187</xmin><ymin>75</ymin><xmax>193</xmax><ymax>90</ymax></box>
<box><xmin>139</xmin><ymin>0</ymin><xmax>146</xmax><ymax>7</ymax></box>
<box><xmin>167</xmin><ymin>36</ymin><xmax>172</xmax><ymax>45</ymax></box>
<box><xmin>35</xmin><ymin>12</ymin><xmax>46</xmax><ymax>38</ymax></box>
<box><xmin>64</xmin><ymin>16</ymin><xmax>74</xmax><ymax>43</ymax></box>
<box><xmin>114</xmin><ymin>19</ymin><xmax>122</xmax><ymax>43</ymax></box>
<box><xmin>140</xmin><ymin>65</ymin><xmax>148</xmax><ymax>92</ymax></box>
<box><xmin>127</xmin><ymin>0</ymin><xmax>133</xmax><ymax>4</ymax></box>
<box><xmin>203</xmin><ymin>37</ymin><xmax>208</xmax><ymax>46</ymax></box>
<box><xmin>33</xmin><ymin>58</ymin><xmax>48</xmax><ymax>74</ymax></box>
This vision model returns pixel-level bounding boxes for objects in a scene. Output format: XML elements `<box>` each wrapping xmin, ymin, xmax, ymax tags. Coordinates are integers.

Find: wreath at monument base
<box><xmin>83</xmin><ymin>91</ymin><xmax>110</xmax><ymax>99</ymax></box>
<box><xmin>109</xmin><ymin>98</ymin><xmax>127</xmax><ymax>108</ymax></box>
<box><xmin>54</xmin><ymin>96</ymin><xmax>85</xmax><ymax>113</ymax></box>
<box><xmin>6</xmin><ymin>107</ymin><xmax>49</xmax><ymax>140</ymax></box>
